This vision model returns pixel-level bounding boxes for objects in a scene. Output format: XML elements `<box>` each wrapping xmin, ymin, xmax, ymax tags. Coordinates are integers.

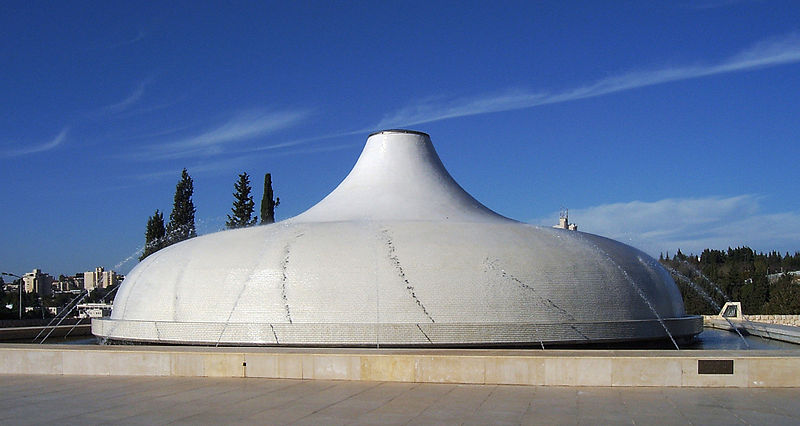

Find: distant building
<box><xmin>553</xmin><ymin>209</ymin><xmax>578</xmax><ymax>231</ymax></box>
<box><xmin>83</xmin><ymin>267</ymin><xmax>119</xmax><ymax>291</ymax></box>
<box><xmin>53</xmin><ymin>279</ymin><xmax>69</xmax><ymax>292</ymax></box>
<box><xmin>766</xmin><ymin>270</ymin><xmax>800</xmax><ymax>284</ymax></box>
<box><xmin>73</xmin><ymin>274</ymin><xmax>84</xmax><ymax>290</ymax></box>
<box><xmin>22</xmin><ymin>269</ymin><xmax>54</xmax><ymax>297</ymax></box>
<box><xmin>53</xmin><ymin>275</ymin><xmax>82</xmax><ymax>292</ymax></box>
<box><xmin>2</xmin><ymin>282</ymin><xmax>19</xmax><ymax>292</ymax></box>
<box><xmin>76</xmin><ymin>303</ymin><xmax>113</xmax><ymax>318</ymax></box>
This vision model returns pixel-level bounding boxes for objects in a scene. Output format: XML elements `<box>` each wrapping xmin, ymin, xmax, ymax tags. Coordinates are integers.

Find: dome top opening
<box><xmin>292</xmin><ymin>129</ymin><xmax>505</xmax><ymax>223</ymax></box>
<box><xmin>368</xmin><ymin>129</ymin><xmax>430</xmax><ymax>138</ymax></box>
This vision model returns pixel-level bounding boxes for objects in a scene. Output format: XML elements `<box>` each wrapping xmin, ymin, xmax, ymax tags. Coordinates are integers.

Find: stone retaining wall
<box><xmin>703</xmin><ymin>315</ymin><xmax>800</xmax><ymax>327</ymax></box>
<box><xmin>744</xmin><ymin>315</ymin><xmax>800</xmax><ymax>327</ymax></box>
<box><xmin>2</xmin><ymin>345</ymin><xmax>800</xmax><ymax>387</ymax></box>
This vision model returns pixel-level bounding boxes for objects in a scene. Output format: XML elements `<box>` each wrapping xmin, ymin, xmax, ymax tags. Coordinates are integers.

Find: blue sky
<box><xmin>2</xmin><ymin>1</ymin><xmax>800</xmax><ymax>277</ymax></box>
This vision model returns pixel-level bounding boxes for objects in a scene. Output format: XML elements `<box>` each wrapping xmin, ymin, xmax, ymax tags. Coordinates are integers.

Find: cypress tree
<box><xmin>166</xmin><ymin>168</ymin><xmax>196</xmax><ymax>245</ymax></box>
<box><xmin>226</xmin><ymin>172</ymin><xmax>257</xmax><ymax>229</ymax></box>
<box><xmin>140</xmin><ymin>209</ymin><xmax>166</xmax><ymax>260</ymax></box>
<box><xmin>260</xmin><ymin>173</ymin><xmax>280</xmax><ymax>224</ymax></box>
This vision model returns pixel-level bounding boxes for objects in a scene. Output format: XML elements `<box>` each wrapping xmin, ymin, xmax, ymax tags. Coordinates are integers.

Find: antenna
<box><xmin>555</xmin><ymin>207</ymin><xmax>577</xmax><ymax>231</ymax></box>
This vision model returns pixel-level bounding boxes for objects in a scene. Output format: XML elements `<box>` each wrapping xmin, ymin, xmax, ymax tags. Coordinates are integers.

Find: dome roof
<box><xmin>94</xmin><ymin>130</ymin><xmax>701</xmax><ymax>346</ymax></box>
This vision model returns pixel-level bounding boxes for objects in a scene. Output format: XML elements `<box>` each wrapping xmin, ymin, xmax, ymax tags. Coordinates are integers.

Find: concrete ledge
<box><xmin>2</xmin><ymin>345</ymin><xmax>800</xmax><ymax>387</ymax></box>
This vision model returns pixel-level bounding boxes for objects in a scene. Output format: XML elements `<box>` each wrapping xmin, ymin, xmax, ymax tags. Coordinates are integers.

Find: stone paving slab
<box><xmin>2</xmin><ymin>375</ymin><xmax>800</xmax><ymax>425</ymax></box>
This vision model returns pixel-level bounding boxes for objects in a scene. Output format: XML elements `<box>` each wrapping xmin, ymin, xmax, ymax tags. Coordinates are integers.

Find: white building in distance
<box><xmin>22</xmin><ymin>269</ymin><xmax>53</xmax><ymax>297</ymax></box>
<box><xmin>83</xmin><ymin>267</ymin><xmax>119</xmax><ymax>292</ymax></box>
<box><xmin>553</xmin><ymin>208</ymin><xmax>578</xmax><ymax>231</ymax></box>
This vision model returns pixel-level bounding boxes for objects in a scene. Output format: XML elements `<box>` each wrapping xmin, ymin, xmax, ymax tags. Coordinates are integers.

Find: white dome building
<box><xmin>93</xmin><ymin>130</ymin><xmax>702</xmax><ymax>346</ymax></box>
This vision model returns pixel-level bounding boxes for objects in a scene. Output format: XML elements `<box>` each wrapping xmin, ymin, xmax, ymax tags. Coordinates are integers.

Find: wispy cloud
<box><xmin>264</xmin><ymin>142</ymin><xmax>356</xmax><ymax>157</ymax></box>
<box><xmin>107</xmin><ymin>29</ymin><xmax>148</xmax><ymax>49</ymax></box>
<box><xmin>88</xmin><ymin>28</ymin><xmax>149</xmax><ymax>51</ymax></box>
<box><xmin>126</xmin><ymin>29</ymin><xmax>148</xmax><ymax>45</ymax></box>
<box><xmin>530</xmin><ymin>195</ymin><xmax>800</xmax><ymax>257</ymax></box>
<box><xmin>116</xmin><ymin>92</ymin><xmax>190</xmax><ymax>118</ymax></box>
<box><xmin>134</xmin><ymin>109</ymin><xmax>311</xmax><ymax>160</ymax></box>
<box><xmin>377</xmin><ymin>33</ymin><xmax>800</xmax><ymax>128</ymax></box>
<box><xmin>229</xmin><ymin>128</ymin><xmax>363</xmax><ymax>156</ymax></box>
<box><xmin>103</xmin><ymin>81</ymin><xmax>148</xmax><ymax>114</ymax></box>
<box><xmin>677</xmin><ymin>0</ymin><xmax>752</xmax><ymax>10</ymax></box>
<box><xmin>1</xmin><ymin>128</ymin><xmax>69</xmax><ymax>158</ymax></box>
<box><xmin>133</xmin><ymin>157</ymin><xmax>256</xmax><ymax>181</ymax></box>
<box><xmin>133</xmin><ymin>143</ymin><xmax>354</xmax><ymax>181</ymax></box>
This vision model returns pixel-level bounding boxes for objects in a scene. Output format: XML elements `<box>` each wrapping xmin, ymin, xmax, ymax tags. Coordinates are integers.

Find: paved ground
<box><xmin>2</xmin><ymin>375</ymin><xmax>800</xmax><ymax>425</ymax></box>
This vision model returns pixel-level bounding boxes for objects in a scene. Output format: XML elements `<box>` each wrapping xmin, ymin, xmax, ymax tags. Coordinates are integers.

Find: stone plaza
<box><xmin>3</xmin><ymin>374</ymin><xmax>800</xmax><ymax>425</ymax></box>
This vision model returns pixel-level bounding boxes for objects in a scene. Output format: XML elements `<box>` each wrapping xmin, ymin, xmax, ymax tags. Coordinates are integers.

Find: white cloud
<box><xmin>263</xmin><ymin>142</ymin><xmax>357</xmax><ymax>157</ymax></box>
<box><xmin>103</xmin><ymin>82</ymin><xmax>147</xmax><ymax>114</ymax></box>
<box><xmin>134</xmin><ymin>142</ymin><xmax>356</xmax><ymax>181</ymax></box>
<box><xmin>377</xmin><ymin>33</ymin><xmax>800</xmax><ymax>128</ymax></box>
<box><xmin>1</xmin><ymin>127</ymin><xmax>68</xmax><ymax>158</ymax></box>
<box><xmin>679</xmin><ymin>0</ymin><xmax>754</xmax><ymax>10</ymax></box>
<box><xmin>136</xmin><ymin>109</ymin><xmax>310</xmax><ymax>160</ymax></box>
<box><xmin>87</xmin><ymin>29</ymin><xmax>149</xmax><ymax>51</ymax></box>
<box><xmin>124</xmin><ymin>29</ymin><xmax>148</xmax><ymax>46</ymax></box>
<box><xmin>531</xmin><ymin>195</ymin><xmax>800</xmax><ymax>257</ymax></box>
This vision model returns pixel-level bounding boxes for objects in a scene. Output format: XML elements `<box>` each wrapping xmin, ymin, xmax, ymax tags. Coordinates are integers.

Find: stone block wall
<box><xmin>744</xmin><ymin>315</ymin><xmax>800</xmax><ymax>327</ymax></box>
<box><xmin>704</xmin><ymin>315</ymin><xmax>800</xmax><ymax>327</ymax></box>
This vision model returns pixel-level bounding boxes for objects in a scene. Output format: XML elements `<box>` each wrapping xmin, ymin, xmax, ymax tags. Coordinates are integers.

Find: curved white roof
<box><xmin>95</xmin><ymin>130</ymin><xmax>701</xmax><ymax>346</ymax></box>
<box><xmin>294</xmin><ymin>130</ymin><xmax>502</xmax><ymax>223</ymax></box>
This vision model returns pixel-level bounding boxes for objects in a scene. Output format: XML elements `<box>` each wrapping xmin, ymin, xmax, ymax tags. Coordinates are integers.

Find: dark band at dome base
<box><xmin>93</xmin><ymin>316</ymin><xmax>703</xmax><ymax>347</ymax></box>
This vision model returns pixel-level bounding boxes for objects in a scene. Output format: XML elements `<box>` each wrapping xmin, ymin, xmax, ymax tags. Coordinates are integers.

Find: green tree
<box><xmin>260</xmin><ymin>173</ymin><xmax>280</xmax><ymax>224</ymax></box>
<box><xmin>140</xmin><ymin>209</ymin><xmax>166</xmax><ymax>260</ymax></box>
<box><xmin>765</xmin><ymin>274</ymin><xmax>800</xmax><ymax>314</ymax></box>
<box><xmin>166</xmin><ymin>168</ymin><xmax>197</xmax><ymax>245</ymax></box>
<box><xmin>660</xmin><ymin>245</ymin><xmax>800</xmax><ymax>315</ymax></box>
<box><xmin>226</xmin><ymin>172</ymin><xmax>258</xmax><ymax>229</ymax></box>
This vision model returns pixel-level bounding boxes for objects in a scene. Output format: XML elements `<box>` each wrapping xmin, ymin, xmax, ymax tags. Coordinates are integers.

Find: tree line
<box><xmin>660</xmin><ymin>247</ymin><xmax>800</xmax><ymax>315</ymax></box>
<box><xmin>140</xmin><ymin>170</ymin><xmax>279</xmax><ymax>261</ymax></box>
